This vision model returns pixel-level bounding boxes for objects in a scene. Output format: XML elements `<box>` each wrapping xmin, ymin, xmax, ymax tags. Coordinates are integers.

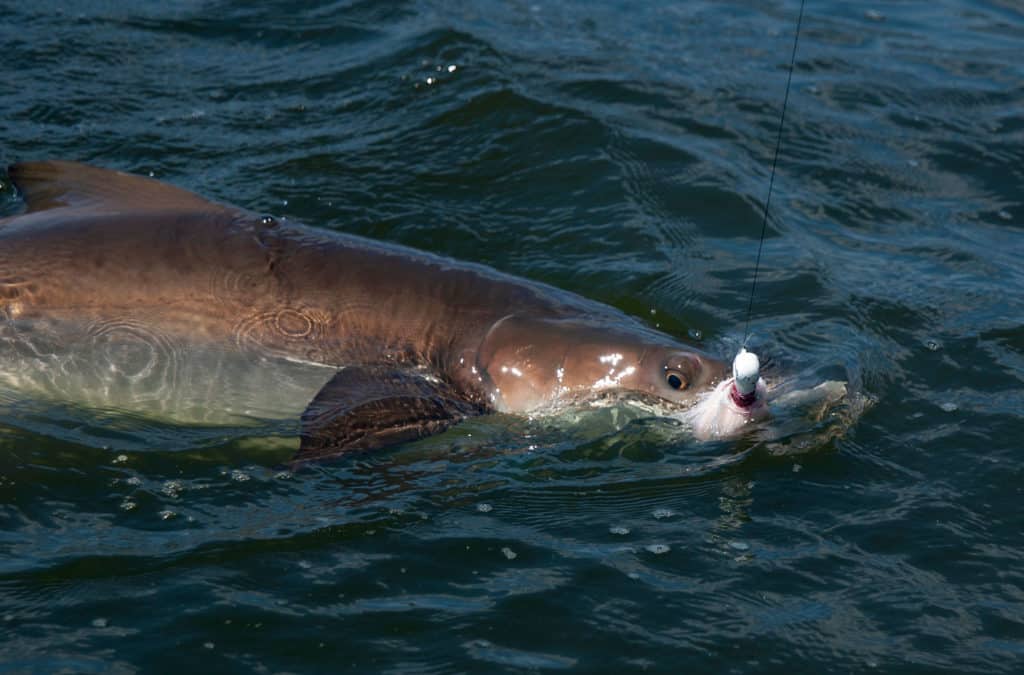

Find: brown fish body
<box><xmin>0</xmin><ymin>161</ymin><xmax>724</xmax><ymax>459</ymax></box>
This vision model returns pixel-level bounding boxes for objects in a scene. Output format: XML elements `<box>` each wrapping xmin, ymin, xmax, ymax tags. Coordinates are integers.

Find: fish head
<box><xmin>475</xmin><ymin>316</ymin><xmax>725</xmax><ymax>412</ymax></box>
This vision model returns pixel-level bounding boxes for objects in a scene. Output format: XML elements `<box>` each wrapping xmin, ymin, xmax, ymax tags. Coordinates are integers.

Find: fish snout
<box><xmin>689</xmin><ymin>376</ymin><xmax>770</xmax><ymax>440</ymax></box>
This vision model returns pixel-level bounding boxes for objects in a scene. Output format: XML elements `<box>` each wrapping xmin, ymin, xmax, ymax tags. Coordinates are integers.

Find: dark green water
<box><xmin>2</xmin><ymin>0</ymin><xmax>1023</xmax><ymax>672</ymax></box>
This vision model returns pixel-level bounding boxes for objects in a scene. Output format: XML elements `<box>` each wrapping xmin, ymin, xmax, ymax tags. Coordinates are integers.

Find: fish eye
<box><xmin>665</xmin><ymin>370</ymin><xmax>687</xmax><ymax>390</ymax></box>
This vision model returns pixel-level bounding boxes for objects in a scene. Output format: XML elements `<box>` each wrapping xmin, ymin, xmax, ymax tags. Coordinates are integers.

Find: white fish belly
<box><xmin>0</xmin><ymin>316</ymin><xmax>337</xmax><ymax>426</ymax></box>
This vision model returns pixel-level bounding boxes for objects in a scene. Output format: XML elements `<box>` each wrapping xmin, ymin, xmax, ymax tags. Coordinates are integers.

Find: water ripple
<box><xmin>2</xmin><ymin>0</ymin><xmax>1023</xmax><ymax>672</ymax></box>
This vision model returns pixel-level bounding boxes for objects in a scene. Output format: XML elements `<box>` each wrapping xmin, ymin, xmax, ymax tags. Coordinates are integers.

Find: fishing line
<box><xmin>742</xmin><ymin>0</ymin><xmax>806</xmax><ymax>346</ymax></box>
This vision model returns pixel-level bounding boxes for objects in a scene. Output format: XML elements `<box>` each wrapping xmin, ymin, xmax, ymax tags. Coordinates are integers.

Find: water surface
<box><xmin>1</xmin><ymin>0</ymin><xmax>1022</xmax><ymax>672</ymax></box>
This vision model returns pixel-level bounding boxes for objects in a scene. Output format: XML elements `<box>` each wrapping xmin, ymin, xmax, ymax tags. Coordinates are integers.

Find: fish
<box><xmin>0</xmin><ymin>160</ymin><xmax>756</xmax><ymax>461</ymax></box>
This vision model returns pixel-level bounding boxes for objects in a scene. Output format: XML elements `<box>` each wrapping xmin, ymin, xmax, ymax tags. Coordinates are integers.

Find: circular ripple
<box><xmin>232</xmin><ymin>307</ymin><xmax>331</xmax><ymax>359</ymax></box>
<box><xmin>84</xmin><ymin>318</ymin><xmax>181</xmax><ymax>401</ymax></box>
<box><xmin>209</xmin><ymin>267</ymin><xmax>278</xmax><ymax>304</ymax></box>
<box><xmin>274</xmin><ymin>308</ymin><xmax>313</xmax><ymax>338</ymax></box>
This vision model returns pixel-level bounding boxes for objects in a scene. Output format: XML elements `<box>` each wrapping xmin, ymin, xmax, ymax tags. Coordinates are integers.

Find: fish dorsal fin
<box><xmin>7</xmin><ymin>160</ymin><xmax>231</xmax><ymax>215</ymax></box>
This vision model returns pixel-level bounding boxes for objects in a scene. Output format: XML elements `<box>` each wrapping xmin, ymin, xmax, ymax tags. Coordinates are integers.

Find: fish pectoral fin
<box><xmin>295</xmin><ymin>366</ymin><xmax>486</xmax><ymax>462</ymax></box>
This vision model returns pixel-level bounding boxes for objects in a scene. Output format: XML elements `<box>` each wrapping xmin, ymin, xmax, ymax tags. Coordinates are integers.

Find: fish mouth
<box><xmin>583</xmin><ymin>389</ymin><xmax>702</xmax><ymax>415</ymax></box>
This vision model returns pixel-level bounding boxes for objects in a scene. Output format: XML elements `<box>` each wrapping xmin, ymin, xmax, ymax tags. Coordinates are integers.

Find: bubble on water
<box><xmin>924</xmin><ymin>339</ymin><xmax>941</xmax><ymax>351</ymax></box>
<box><xmin>865</xmin><ymin>9</ymin><xmax>885</xmax><ymax>21</ymax></box>
<box><xmin>274</xmin><ymin>471</ymin><xmax>291</xmax><ymax>480</ymax></box>
<box><xmin>501</xmin><ymin>547</ymin><xmax>517</xmax><ymax>560</ymax></box>
<box><xmin>476</xmin><ymin>503</ymin><xmax>493</xmax><ymax>513</ymax></box>
<box><xmin>652</xmin><ymin>508</ymin><xmax>674</xmax><ymax>520</ymax></box>
<box><xmin>688</xmin><ymin>328</ymin><xmax>703</xmax><ymax>340</ymax></box>
<box><xmin>124</xmin><ymin>476</ymin><xmax>142</xmax><ymax>487</ymax></box>
<box><xmin>426</xmin><ymin>77</ymin><xmax>435</xmax><ymax>85</ymax></box>
<box><xmin>231</xmin><ymin>470</ymin><xmax>251</xmax><ymax>482</ymax></box>
<box><xmin>203</xmin><ymin>642</ymin><xmax>215</xmax><ymax>650</ymax></box>
<box><xmin>792</xmin><ymin>463</ymin><xmax>802</xmax><ymax>473</ymax></box>
<box><xmin>940</xmin><ymin>402</ymin><xmax>958</xmax><ymax>413</ymax></box>
<box><xmin>609</xmin><ymin>525</ymin><xmax>631</xmax><ymax>535</ymax></box>
<box><xmin>729</xmin><ymin>541</ymin><xmax>750</xmax><ymax>551</ymax></box>
<box><xmin>162</xmin><ymin>480</ymin><xmax>182</xmax><ymax>498</ymax></box>
<box><xmin>159</xmin><ymin>510</ymin><xmax>176</xmax><ymax>521</ymax></box>
<box><xmin>92</xmin><ymin>617</ymin><xmax>108</xmax><ymax>628</ymax></box>
<box><xmin>120</xmin><ymin>500</ymin><xmax>137</xmax><ymax>511</ymax></box>
<box><xmin>447</xmin><ymin>64</ymin><xmax>457</xmax><ymax>73</ymax></box>
<box><xmin>645</xmin><ymin>544</ymin><xmax>670</xmax><ymax>555</ymax></box>
<box><xmin>113</xmin><ymin>454</ymin><xmax>128</xmax><ymax>464</ymax></box>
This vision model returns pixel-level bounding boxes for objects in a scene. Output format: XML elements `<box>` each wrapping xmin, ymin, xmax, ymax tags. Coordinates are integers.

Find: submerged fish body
<box><xmin>0</xmin><ymin>316</ymin><xmax>336</xmax><ymax>426</ymax></box>
<box><xmin>0</xmin><ymin>160</ymin><xmax>742</xmax><ymax>459</ymax></box>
